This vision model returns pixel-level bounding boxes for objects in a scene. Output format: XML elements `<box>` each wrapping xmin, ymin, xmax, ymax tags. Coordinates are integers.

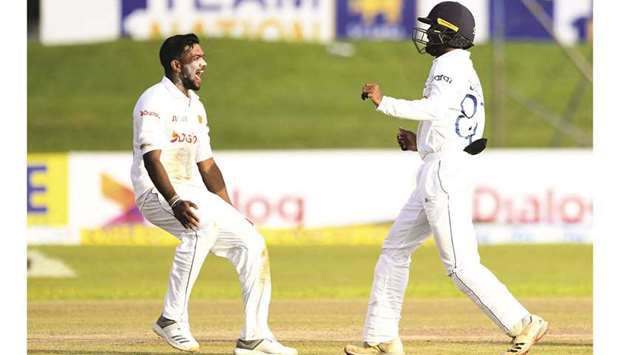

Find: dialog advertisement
<box><xmin>63</xmin><ymin>150</ymin><xmax>591</xmax><ymax>245</ymax></box>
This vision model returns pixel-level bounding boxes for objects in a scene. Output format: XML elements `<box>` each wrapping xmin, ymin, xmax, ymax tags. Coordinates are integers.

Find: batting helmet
<box><xmin>412</xmin><ymin>1</ymin><xmax>475</xmax><ymax>56</ymax></box>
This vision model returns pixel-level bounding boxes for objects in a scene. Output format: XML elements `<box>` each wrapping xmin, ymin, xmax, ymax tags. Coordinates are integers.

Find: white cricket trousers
<box><xmin>138</xmin><ymin>184</ymin><xmax>274</xmax><ymax>341</ymax></box>
<box><xmin>363</xmin><ymin>151</ymin><xmax>529</xmax><ymax>343</ymax></box>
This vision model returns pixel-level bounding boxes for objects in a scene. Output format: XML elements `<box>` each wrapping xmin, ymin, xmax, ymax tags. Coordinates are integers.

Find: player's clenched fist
<box><xmin>361</xmin><ymin>83</ymin><xmax>383</xmax><ymax>107</ymax></box>
<box><xmin>397</xmin><ymin>127</ymin><xmax>417</xmax><ymax>151</ymax></box>
<box><xmin>172</xmin><ymin>200</ymin><xmax>200</xmax><ymax>230</ymax></box>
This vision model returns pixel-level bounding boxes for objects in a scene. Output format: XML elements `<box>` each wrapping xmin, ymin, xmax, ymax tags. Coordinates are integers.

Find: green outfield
<box><xmin>28</xmin><ymin>244</ymin><xmax>592</xmax><ymax>300</ymax></box>
<box><xmin>28</xmin><ymin>244</ymin><xmax>592</xmax><ymax>354</ymax></box>
<box><xmin>28</xmin><ymin>39</ymin><xmax>592</xmax><ymax>152</ymax></box>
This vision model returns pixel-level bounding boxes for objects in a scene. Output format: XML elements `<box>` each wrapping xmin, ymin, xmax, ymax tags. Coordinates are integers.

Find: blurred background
<box><xmin>26</xmin><ymin>1</ymin><xmax>593</xmax><ymax>353</ymax></box>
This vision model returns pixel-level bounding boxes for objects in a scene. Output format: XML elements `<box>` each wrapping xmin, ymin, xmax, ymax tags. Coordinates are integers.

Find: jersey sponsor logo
<box><xmin>170</xmin><ymin>131</ymin><xmax>198</xmax><ymax>144</ymax></box>
<box><xmin>433</xmin><ymin>74</ymin><xmax>453</xmax><ymax>84</ymax></box>
<box><xmin>139</xmin><ymin>109</ymin><xmax>160</xmax><ymax>119</ymax></box>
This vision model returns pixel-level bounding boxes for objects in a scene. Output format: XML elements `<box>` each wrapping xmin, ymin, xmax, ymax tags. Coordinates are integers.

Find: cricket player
<box><xmin>344</xmin><ymin>2</ymin><xmax>548</xmax><ymax>355</ymax></box>
<box><xmin>130</xmin><ymin>33</ymin><xmax>297</xmax><ymax>355</ymax></box>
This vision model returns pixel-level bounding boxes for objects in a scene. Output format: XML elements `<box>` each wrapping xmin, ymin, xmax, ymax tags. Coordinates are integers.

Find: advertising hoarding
<box><xmin>27</xmin><ymin>154</ymin><xmax>74</xmax><ymax>244</ymax></box>
<box><xmin>25</xmin><ymin>150</ymin><xmax>592</xmax><ymax>245</ymax></box>
<box><xmin>122</xmin><ymin>0</ymin><xmax>335</xmax><ymax>42</ymax></box>
<box><xmin>39</xmin><ymin>0</ymin><xmax>591</xmax><ymax>45</ymax></box>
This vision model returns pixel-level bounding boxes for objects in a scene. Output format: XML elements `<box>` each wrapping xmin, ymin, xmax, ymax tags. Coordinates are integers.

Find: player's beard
<box><xmin>180</xmin><ymin>62</ymin><xmax>203</xmax><ymax>91</ymax></box>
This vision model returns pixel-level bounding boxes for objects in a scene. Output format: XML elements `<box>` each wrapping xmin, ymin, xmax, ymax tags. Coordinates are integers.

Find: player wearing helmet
<box><xmin>412</xmin><ymin>0</ymin><xmax>476</xmax><ymax>56</ymax></box>
<box><xmin>346</xmin><ymin>2</ymin><xmax>548</xmax><ymax>355</ymax></box>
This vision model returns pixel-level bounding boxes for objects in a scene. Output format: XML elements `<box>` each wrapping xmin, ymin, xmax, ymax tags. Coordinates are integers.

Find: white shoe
<box><xmin>152</xmin><ymin>321</ymin><xmax>200</xmax><ymax>353</ymax></box>
<box><xmin>234</xmin><ymin>338</ymin><xmax>298</xmax><ymax>355</ymax></box>
<box><xmin>502</xmin><ymin>314</ymin><xmax>549</xmax><ymax>355</ymax></box>
<box><xmin>344</xmin><ymin>337</ymin><xmax>404</xmax><ymax>355</ymax></box>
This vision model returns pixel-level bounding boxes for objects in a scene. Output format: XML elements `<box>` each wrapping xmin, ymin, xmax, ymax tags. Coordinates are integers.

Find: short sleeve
<box><xmin>134</xmin><ymin>96</ymin><xmax>165</xmax><ymax>155</ymax></box>
<box><xmin>195</xmin><ymin>109</ymin><xmax>213</xmax><ymax>162</ymax></box>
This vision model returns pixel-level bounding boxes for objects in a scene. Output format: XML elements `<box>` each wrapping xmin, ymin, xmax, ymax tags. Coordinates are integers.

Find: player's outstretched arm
<box><xmin>197</xmin><ymin>158</ymin><xmax>232</xmax><ymax>205</ymax></box>
<box><xmin>361</xmin><ymin>83</ymin><xmax>441</xmax><ymax>121</ymax></box>
<box><xmin>143</xmin><ymin>150</ymin><xmax>200</xmax><ymax>230</ymax></box>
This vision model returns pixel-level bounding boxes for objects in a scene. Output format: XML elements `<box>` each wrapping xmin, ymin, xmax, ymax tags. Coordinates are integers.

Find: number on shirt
<box><xmin>455</xmin><ymin>94</ymin><xmax>479</xmax><ymax>143</ymax></box>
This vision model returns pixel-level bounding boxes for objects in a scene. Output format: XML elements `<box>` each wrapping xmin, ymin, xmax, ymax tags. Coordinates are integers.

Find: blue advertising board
<box><xmin>120</xmin><ymin>0</ymin><xmax>334</xmax><ymax>42</ymax></box>
<box><xmin>490</xmin><ymin>0</ymin><xmax>552</xmax><ymax>40</ymax></box>
<box><xmin>335</xmin><ymin>0</ymin><xmax>591</xmax><ymax>42</ymax></box>
<box><xmin>336</xmin><ymin>0</ymin><xmax>415</xmax><ymax>40</ymax></box>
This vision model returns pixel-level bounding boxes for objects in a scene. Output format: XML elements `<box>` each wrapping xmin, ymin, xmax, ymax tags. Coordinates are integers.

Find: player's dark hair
<box><xmin>159</xmin><ymin>33</ymin><xmax>200</xmax><ymax>75</ymax></box>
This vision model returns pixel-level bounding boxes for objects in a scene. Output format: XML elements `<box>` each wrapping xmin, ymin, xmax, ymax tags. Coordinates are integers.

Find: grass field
<box><xmin>28</xmin><ymin>244</ymin><xmax>592</xmax><ymax>354</ymax></box>
<box><xmin>27</xmin><ymin>39</ymin><xmax>592</xmax><ymax>152</ymax></box>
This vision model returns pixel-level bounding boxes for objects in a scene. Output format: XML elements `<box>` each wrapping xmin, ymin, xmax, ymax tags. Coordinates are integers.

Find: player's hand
<box><xmin>361</xmin><ymin>83</ymin><xmax>383</xmax><ymax>107</ymax></box>
<box><xmin>172</xmin><ymin>200</ymin><xmax>200</xmax><ymax>230</ymax></box>
<box><xmin>397</xmin><ymin>127</ymin><xmax>417</xmax><ymax>151</ymax></box>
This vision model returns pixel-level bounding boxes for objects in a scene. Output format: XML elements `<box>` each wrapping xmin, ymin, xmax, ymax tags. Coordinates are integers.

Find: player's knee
<box><xmin>380</xmin><ymin>247</ymin><xmax>411</xmax><ymax>267</ymax></box>
<box><xmin>445</xmin><ymin>263</ymin><xmax>458</xmax><ymax>277</ymax></box>
<box><xmin>443</xmin><ymin>253</ymin><xmax>482</xmax><ymax>277</ymax></box>
<box><xmin>447</xmin><ymin>268</ymin><xmax>468</xmax><ymax>291</ymax></box>
<box><xmin>446</xmin><ymin>262</ymin><xmax>478</xmax><ymax>282</ymax></box>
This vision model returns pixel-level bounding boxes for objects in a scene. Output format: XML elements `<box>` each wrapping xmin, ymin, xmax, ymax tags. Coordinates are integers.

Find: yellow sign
<box><xmin>81</xmin><ymin>225</ymin><xmax>179</xmax><ymax>246</ymax></box>
<box><xmin>27</xmin><ymin>154</ymin><xmax>69</xmax><ymax>226</ymax></box>
<box><xmin>350</xmin><ymin>0</ymin><xmax>402</xmax><ymax>25</ymax></box>
<box><xmin>79</xmin><ymin>223</ymin><xmax>431</xmax><ymax>246</ymax></box>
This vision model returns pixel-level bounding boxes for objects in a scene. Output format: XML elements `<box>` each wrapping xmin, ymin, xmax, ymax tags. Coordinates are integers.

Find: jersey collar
<box><xmin>161</xmin><ymin>76</ymin><xmax>199</xmax><ymax>101</ymax></box>
<box><xmin>433</xmin><ymin>48</ymin><xmax>471</xmax><ymax>63</ymax></box>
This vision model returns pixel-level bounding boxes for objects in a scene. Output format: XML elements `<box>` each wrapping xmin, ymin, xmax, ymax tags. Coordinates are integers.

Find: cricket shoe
<box><xmin>233</xmin><ymin>338</ymin><xmax>298</xmax><ymax>355</ymax></box>
<box><xmin>502</xmin><ymin>314</ymin><xmax>549</xmax><ymax>354</ymax></box>
<box><xmin>152</xmin><ymin>320</ymin><xmax>200</xmax><ymax>353</ymax></box>
<box><xmin>344</xmin><ymin>337</ymin><xmax>404</xmax><ymax>355</ymax></box>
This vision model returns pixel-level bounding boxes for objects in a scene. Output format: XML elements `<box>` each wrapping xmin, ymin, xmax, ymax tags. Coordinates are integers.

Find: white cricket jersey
<box><xmin>377</xmin><ymin>49</ymin><xmax>485</xmax><ymax>159</ymax></box>
<box><xmin>131</xmin><ymin>76</ymin><xmax>213</xmax><ymax>200</ymax></box>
